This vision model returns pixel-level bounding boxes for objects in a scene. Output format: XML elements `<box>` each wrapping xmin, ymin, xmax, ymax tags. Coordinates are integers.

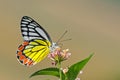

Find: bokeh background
<box><xmin>0</xmin><ymin>0</ymin><xmax>120</xmax><ymax>80</ymax></box>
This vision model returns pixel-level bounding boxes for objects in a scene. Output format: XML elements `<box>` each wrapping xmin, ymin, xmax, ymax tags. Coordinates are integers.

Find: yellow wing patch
<box><xmin>24</xmin><ymin>39</ymin><xmax>51</xmax><ymax>63</ymax></box>
<box><xmin>17</xmin><ymin>39</ymin><xmax>51</xmax><ymax>66</ymax></box>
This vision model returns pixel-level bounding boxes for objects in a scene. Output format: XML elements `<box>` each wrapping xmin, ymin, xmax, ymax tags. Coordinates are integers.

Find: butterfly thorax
<box><xmin>50</xmin><ymin>42</ymin><xmax>59</xmax><ymax>53</ymax></box>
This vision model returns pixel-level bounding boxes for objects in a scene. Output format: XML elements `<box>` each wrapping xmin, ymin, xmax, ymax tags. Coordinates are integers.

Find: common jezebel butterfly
<box><xmin>16</xmin><ymin>16</ymin><xmax>59</xmax><ymax>66</ymax></box>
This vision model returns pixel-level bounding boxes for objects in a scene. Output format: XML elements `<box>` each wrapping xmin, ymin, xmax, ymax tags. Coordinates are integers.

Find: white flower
<box><xmin>62</xmin><ymin>67</ymin><xmax>69</xmax><ymax>74</ymax></box>
<box><xmin>80</xmin><ymin>71</ymin><xmax>83</xmax><ymax>74</ymax></box>
<box><xmin>75</xmin><ymin>77</ymin><xmax>80</xmax><ymax>80</ymax></box>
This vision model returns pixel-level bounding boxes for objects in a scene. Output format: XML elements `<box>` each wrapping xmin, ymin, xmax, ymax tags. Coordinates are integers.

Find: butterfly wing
<box><xmin>20</xmin><ymin>16</ymin><xmax>52</xmax><ymax>42</ymax></box>
<box><xmin>17</xmin><ymin>39</ymin><xmax>51</xmax><ymax>66</ymax></box>
<box><xmin>17</xmin><ymin>16</ymin><xmax>52</xmax><ymax>66</ymax></box>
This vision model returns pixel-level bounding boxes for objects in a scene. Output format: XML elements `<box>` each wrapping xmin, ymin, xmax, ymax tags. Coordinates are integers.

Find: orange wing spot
<box><xmin>17</xmin><ymin>51</ymin><xmax>22</xmax><ymax>56</ymax></box>
<box><xmin>18</xmin><ymin>45</ymin><xmax>24</xmax><ymax>51</ymax></box>
<box><xmin>23</xmin><ymin>41</ymin><xmax>29</xmax><ymax>46</ymax></box>
<box><xmin>18</xmin><ymin>42</ymin><xmax>29</xmax><ymax>51</ymax></box>
<box><xmin>23</xmin><ymin>58</ymin><xmax>28</xmax><ymax>64</ymax></box>
<box><xmin>27</xmin><ymin>60</ymin><xmax>34</xmax><ymax>66</ymax></box>
<box><xmin>19</xmin><ymin>55</ymin><xmax>25</xmax><ymax>61</ymax></box>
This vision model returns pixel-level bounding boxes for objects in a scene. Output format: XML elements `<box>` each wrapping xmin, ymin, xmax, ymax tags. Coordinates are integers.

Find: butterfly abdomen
<box><xmin>17</xmin><ymin>41</ymin><xmax>34</xmax><ymax>66</ymax></box>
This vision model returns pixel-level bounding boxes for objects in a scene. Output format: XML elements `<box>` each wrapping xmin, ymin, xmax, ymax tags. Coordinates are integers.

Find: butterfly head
<box><xmin>50</xmin><ymin>42</ymin><xmax>59</xmax><ymax>53</ymax></box>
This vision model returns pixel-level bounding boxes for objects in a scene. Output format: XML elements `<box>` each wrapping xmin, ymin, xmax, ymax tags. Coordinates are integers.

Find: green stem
<box><xmin>58</xmin><ymin>61</ymin><xmax>62</xmax><ymax>80</ymax></box>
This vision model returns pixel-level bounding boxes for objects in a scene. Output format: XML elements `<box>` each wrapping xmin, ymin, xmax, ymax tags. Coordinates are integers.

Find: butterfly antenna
<box><xmin>56</xmin><ymin>30</ymin><xmax>68</xmax><ymax>44</ymax></box>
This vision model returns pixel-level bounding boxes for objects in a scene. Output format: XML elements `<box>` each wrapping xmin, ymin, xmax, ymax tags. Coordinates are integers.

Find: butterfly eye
<box><xmin>52</xmin><ymin>43</ymin><xmax>57</xmax><ymax>47</ymax></box>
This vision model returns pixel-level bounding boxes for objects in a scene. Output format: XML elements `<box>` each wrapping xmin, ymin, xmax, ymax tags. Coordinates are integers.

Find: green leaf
<box><xmin>30</xmin><ymin>67</ymin><xmax>65</xmax><ymax>80</ymax></box>
<box><xmin>66</xmin><ymin>53</ymin><xmax>94</xmax><ymax>80</ymax></box>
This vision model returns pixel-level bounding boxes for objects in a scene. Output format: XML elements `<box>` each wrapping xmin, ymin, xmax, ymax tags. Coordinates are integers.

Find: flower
<box><xmin>48</xmin><ymin>47</ymin><xmax>71</xmax><ymax>65</ymax></box>
<box><xmin>62</xmin><ymin>67</ymin><xmax>69</xmax><ymax>74</ymax></box>
<box><xmin>79</xmin><ymin>71</ymin><xmax>83</xmax><ymax>74</ymax></box>
<box><xmin>75</xmin><ymin>77</ymin><xmax>80</xmax><ymax>80</ymax></box>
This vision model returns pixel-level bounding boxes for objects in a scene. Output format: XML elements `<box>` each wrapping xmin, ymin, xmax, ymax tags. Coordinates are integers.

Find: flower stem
<box><xmin>58</xmin><ymin>61</ymin><xmax>62</xmax><ymax>80</ymax></box>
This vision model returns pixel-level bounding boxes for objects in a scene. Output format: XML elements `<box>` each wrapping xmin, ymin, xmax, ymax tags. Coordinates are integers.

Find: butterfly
<box><xmin>16</xmin><ymin>16</ymin><xmax>59</xmax><ymax>66</ymax></box>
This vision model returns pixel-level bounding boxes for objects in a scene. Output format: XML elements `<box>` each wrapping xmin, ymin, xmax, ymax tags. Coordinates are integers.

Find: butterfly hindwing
<box><xmin>17</xmin><ymin>39</ymin><xmax>51</xmax><ymax>66</ymax></box>
<box><xmin>17</xmin><ymin>41</ymin><xmax>34</xmax><ymax>66</ymax></box>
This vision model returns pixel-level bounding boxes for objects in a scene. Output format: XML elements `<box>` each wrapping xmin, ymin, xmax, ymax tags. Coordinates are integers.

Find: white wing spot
<box><xmin>21</xmin><ymin>21</ymin><xmax>28</xmax><ymax>24</ymax></box>
<box><xmin>21</xmin><ymin>24</ymin><xmax>26</xmax><ymax>26</ymax></box>
<box><xmin>35</xmin><ymin>27</ymin><xmax>49</xmax><ymax>40</ymax></box>
<box><xmin>22</xmin><ymin>32</ymin><xmax>28</xmax><ymax>35</ymax></box>
<box><xmin>23</xmin><ymin>36</ymin><xmax>29</xmax><ymax>41</ymax></box>
<box><xmin>29</xmin><ymin>28</ymin><xmax>35</xmax><ymax>32</ymax></box>
<box><xmin>28</xmin><ymin>25</ymin><xmax>35</xmax><ymax>28</ymax></box>
<box><xmin>29</xmin><ymin>37</ymin><xmax>41</xmax><ymax>40</ymax></box>
<box><xmin>29</xmin><ymin>32</ymin><xmax>39</xmax><ymax>36</ymax></box>
<box><xmin>30</xmin><ymin>23</ymin><xmax>37</xmax><ymax>27</ymax></box>
<box><xmin>23</xmin><ymin>19</ymin><xmax>31</xmax><ymax>22</ymax></box>
<box><xmin>22</xmin><ymin>28</ymin><xmax>28</xmax><ymax>31</ymax></box>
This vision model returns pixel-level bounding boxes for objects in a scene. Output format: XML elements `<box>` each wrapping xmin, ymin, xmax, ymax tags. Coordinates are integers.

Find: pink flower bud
<box><xmin>48</xmin><ymin>47</ymin><xmax>71</xmax><ymax>65</ymax></box>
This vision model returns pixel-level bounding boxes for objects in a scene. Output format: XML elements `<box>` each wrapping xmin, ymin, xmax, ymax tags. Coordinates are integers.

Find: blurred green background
<box><xmin>0</xmin><ymin>0</ymin><xmax>120</xmax><ymax>80</ymax></box>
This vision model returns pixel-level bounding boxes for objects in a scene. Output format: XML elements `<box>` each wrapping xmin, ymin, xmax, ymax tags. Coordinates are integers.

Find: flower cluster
<box><xmin>48</xmin><ymin>47</ymin><xmax>71</xmax><ymax>65</ymax></box>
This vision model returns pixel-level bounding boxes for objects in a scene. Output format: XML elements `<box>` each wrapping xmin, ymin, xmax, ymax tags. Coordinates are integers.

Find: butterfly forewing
<box><xmin>21</xmin><ymin>16</ymin><xmax>52</xmax><ymax>43</ymax></box>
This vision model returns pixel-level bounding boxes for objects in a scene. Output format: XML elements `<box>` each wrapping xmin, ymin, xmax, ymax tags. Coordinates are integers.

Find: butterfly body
<box><xmin>17</xmin><ymin>16</ymin><xmax>58</xmax><ymax>66</ymax></box>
